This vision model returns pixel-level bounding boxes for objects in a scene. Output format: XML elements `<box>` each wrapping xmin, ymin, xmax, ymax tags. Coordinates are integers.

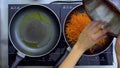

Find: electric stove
<box><xmin>8</xmin><ymin>3</ymin><xmax>113</xmax><ymax>67</ymax></box>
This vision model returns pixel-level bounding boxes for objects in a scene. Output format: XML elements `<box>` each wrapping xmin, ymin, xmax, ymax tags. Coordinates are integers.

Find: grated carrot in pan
<box><xmin>65</xmin><ymin>12</ymin><xmax>106</xmax><ymax>53</ymax></box>
<box><xmin>66</xmin><ymin>12</ymin><xmax>91</xmax><ymax>43</ymax></box>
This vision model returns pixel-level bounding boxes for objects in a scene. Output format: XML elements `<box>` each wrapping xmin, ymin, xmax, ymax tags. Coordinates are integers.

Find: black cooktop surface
<box><xmin>8</xmin><ymin>4</ymin><xmax>113</xmax><ymax>66</ymax></box>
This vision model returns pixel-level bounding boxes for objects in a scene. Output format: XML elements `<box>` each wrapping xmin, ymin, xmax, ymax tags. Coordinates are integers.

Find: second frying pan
<box><xmin>9</xmin><ymin>5</ymin><xmax>61</xmax><ymax>68</ymax></box>
<box><xmin>54</xmin><ymin>5</ymin><xmax>113</xmax><ymax>68</ymax></box>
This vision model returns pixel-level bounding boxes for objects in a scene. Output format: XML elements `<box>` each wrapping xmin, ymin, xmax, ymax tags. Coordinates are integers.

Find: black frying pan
<box><xmin>54</xmin><ymin>5</ymin><xmax>113</xmax><ymax>68</ymax></box>
<box><xmin>64</xmin><ymin>5</ymin><xmax>114</xmax><ymax>55</ymax></box>
<box><xmin>9</xmin><ymin>5</ymin><xmax>61</xmax><ymax>68</ymax></box>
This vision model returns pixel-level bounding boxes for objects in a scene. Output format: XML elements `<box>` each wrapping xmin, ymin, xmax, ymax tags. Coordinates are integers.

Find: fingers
<box><xmin>82</xmin><ymin>21</ymin><xmax>110</xmax><ymax>42</ymax></box>
<box><xmin>87</xmin><ymin>21</ymin><xmax>110</xmax><ymax>40</ymax></box>
<box><xmin>91</xmin><ymin>21</ymin><xmax>106</xmax><ymax>33</ymax></box>
<box><xmin>83</xmin><ymin>21</ymin><xmax>93</xmax><ymax>30</ymax></box>
<box><xmin>95</xmin><ymin>27</ymin><xmax>111</xmax><ymax>40</ymax></box>
<box><xmin>84</xmin><ymin>21</ymin><xmax>98</xmax><ymax>30</ymax></box>
<box><xmin>90</xmin><ymin>21</ymin><xmax>103</xmax><ymax>29</ymax></box>
<box><xmin>84</xmin><ymin>21</ymin><xmax>106</xmax><ymax>33</ymax></box>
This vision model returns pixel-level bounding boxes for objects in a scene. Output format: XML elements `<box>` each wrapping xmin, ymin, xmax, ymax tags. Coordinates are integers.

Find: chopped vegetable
<box><xmin>65</xmin><ymin>12</ymin><xmax>106</xmax><ymax>53</ymax></box>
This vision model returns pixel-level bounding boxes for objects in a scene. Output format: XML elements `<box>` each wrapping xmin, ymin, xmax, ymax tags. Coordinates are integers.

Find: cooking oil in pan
<box><xmin>19</xmin><ymin>11</ymin><xmax>52</xmax><ymax>48</ymax></box>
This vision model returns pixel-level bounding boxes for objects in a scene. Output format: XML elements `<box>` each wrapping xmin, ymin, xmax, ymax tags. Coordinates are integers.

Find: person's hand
<box><xmin>75</xmin><ymin>21</ymin><xmax>110</xmax><ymax>52</ymax></box>
<box><xmin>59</xmin><ymin>21</ymin><xmax>110</xmax><ymax>68</ymax></box>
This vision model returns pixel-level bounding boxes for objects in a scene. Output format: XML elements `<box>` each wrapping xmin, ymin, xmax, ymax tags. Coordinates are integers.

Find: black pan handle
<box><xmin>50</xmin><ymin>1</ymin><xmax>83</xmax><ymax>4</ymax></box>
<box><xmin>54</xmin><ymin>47</ymin><xmax>71</xmax><ymax>68</ymax></box>
<box><xmin>54</xmin><ymin>49</ymin><xmax>69</xmax><ymax>68</ymax></box>
<box><xmin>11</xmin><ymin>52</ymin><xmax>25</xmax><ymax>68</ymax></box>
<box><xmin>11</xmin><ymin>55</ymin><xmax>23</xmax><ymax>68</ymax></box>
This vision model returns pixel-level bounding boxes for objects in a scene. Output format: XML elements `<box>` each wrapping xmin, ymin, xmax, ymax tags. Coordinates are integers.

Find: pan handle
<box><xmin>11</xmin><ymin>52</ymin><xmax>25</xmax><ymax>68</ymax></box>
<box><xmin>54</xmin><ymin>47</ymin><xmax>71</xmax><ymax>68</ymax></box>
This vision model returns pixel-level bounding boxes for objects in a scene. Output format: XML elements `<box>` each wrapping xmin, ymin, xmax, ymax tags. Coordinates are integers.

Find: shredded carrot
<box><xmin>66</xmin><ymin>12</ymin><xmax>91</xmax><ymax>43</ymax></box>
<box><xmin>65</xmin><ymin>12</ymin><xmax>106</xmax><ymax>53</ymax></box>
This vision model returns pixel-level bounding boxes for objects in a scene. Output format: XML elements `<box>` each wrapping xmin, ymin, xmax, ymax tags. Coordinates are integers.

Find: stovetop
<box><xmin>8</xmin><ymin>4</ymin><xmax>113</xmax><ymax>66</ymax></box>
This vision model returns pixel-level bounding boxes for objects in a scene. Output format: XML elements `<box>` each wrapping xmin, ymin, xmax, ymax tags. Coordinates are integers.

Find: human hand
<box><xmin>75</xmin><ymin>21</ymin><xmax>110</xmax><ymax>52</ymax></box>
<box><xmin>59</xmin><ymin>21</ymin><xmax>110</xmax><ymax>68</ymax></box>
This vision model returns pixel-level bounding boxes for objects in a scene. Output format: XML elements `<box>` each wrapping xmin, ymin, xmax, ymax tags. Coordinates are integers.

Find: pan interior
<box><xmin>64</xmin><ymin>5</ymin><xmax>113</xmax><ymax>55</ymax></box>
<box><xmin>9</xmin><ymin>5</ymin><xmax>61</xmax><ymax>56</ymax></box>
<box><xmin>23</xmin><ymin>20</ymin><xmax>46</xmax><ymax>43</ymax></box>
<box><xmin>18</xmin><ymin>11</ymin><xmax>51</xmax><ymax>48</ymax></box>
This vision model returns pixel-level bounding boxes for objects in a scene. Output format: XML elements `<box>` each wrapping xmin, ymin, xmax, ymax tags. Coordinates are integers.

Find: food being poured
<box><xmin>65</xmin><ymin>12</ymin><xmax>107</xmax><ymax>53</ymax></box>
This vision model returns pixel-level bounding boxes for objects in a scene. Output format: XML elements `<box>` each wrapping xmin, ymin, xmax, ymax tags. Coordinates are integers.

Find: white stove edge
<box><xmin>0</xmin><ymin>0</ymin><xmax>118</xmax><ymax>68</ymax></box>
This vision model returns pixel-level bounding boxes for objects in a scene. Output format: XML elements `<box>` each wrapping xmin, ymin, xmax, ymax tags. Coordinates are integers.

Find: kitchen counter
<box><xmin>0</xmin><ymin>0</ymin><xmax>118</xmax><ymax>68</ymax></box>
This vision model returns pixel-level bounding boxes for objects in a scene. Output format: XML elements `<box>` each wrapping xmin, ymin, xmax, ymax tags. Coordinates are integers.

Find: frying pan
<box><xmin>54</xmin><ymin>5</ymin><xmax>113</xmax><ymax>68</ymax></box>
<box><xmin>9</xmin><ymin>5</ymin><xmax>61</xmax><ymax>68</ymax></box>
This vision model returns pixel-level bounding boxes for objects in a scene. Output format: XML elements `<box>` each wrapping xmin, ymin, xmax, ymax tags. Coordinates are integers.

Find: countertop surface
<box><xmin>0</xmin><ymin>0</ymin><xmax>118</xmax><ymax>68</ymax></box>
